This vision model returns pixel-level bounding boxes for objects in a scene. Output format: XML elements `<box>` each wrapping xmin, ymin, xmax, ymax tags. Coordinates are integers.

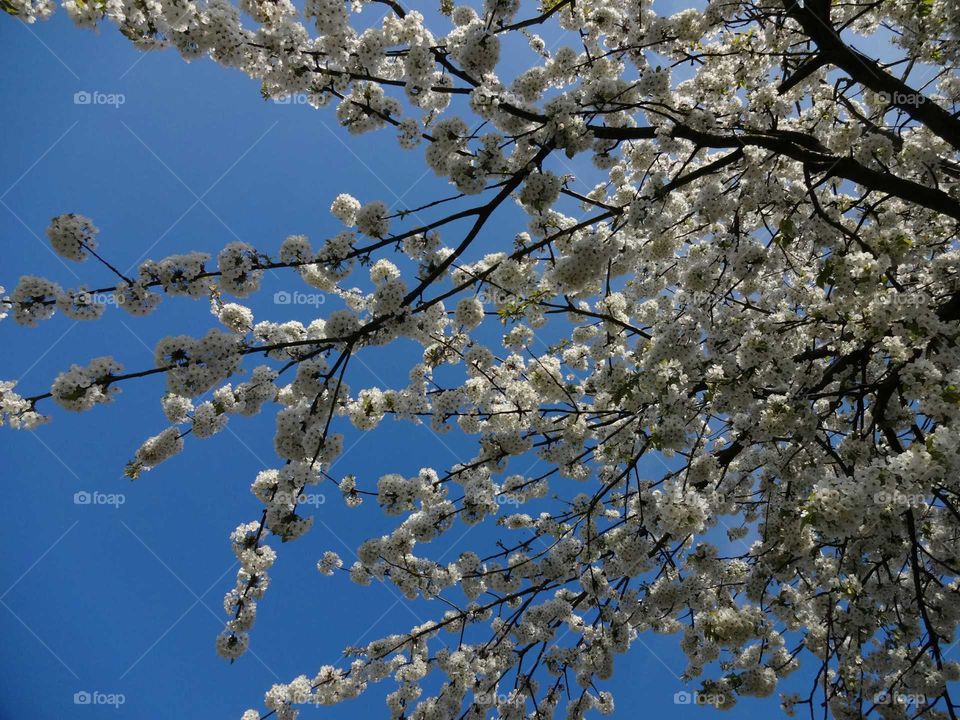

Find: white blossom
<box><xmin>45</xmin><ymin>213</ymin><xmax>98</xmax><ymax>261</ymax></box>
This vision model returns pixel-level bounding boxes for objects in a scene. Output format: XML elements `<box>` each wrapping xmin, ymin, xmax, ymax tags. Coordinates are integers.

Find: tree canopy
<box><xmin>3</xmin><ymin>0</ymin><xmax>960</xmax><ymax>718</ymax></box>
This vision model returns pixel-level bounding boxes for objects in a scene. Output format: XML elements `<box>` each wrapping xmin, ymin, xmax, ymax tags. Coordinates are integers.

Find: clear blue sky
<box><xmin>0</xmin><ymin>8</ymin><xmax>823</xmax><ymax>719</ymax></box>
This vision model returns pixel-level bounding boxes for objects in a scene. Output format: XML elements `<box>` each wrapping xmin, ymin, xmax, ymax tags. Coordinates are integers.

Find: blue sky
<box><xmin>0</xmin><ymin>7</ymin><xmax>832</xmax><ymax>720</ymax></box>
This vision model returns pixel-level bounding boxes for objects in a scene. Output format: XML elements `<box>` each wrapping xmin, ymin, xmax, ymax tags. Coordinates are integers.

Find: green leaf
<box><xmin>943</xmin><ymin>384</ymin><xmax>960</xmax><ymax>405</ymax></box>
<box><xmin>815</xmin><ymin>258</ymin><xmax>835</xmax><ymax>289</ymax></box>
<box><xmin>778</xmin><ymin>218</ymin><xmax>796</xmax><ymax>244</ymax></box>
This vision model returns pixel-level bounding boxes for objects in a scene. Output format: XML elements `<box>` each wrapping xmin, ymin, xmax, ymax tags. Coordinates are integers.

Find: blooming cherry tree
<box><xmin>3</xmin><ymin>0</ymin><xmax>960</xmax><ymax>718</ymax></box>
